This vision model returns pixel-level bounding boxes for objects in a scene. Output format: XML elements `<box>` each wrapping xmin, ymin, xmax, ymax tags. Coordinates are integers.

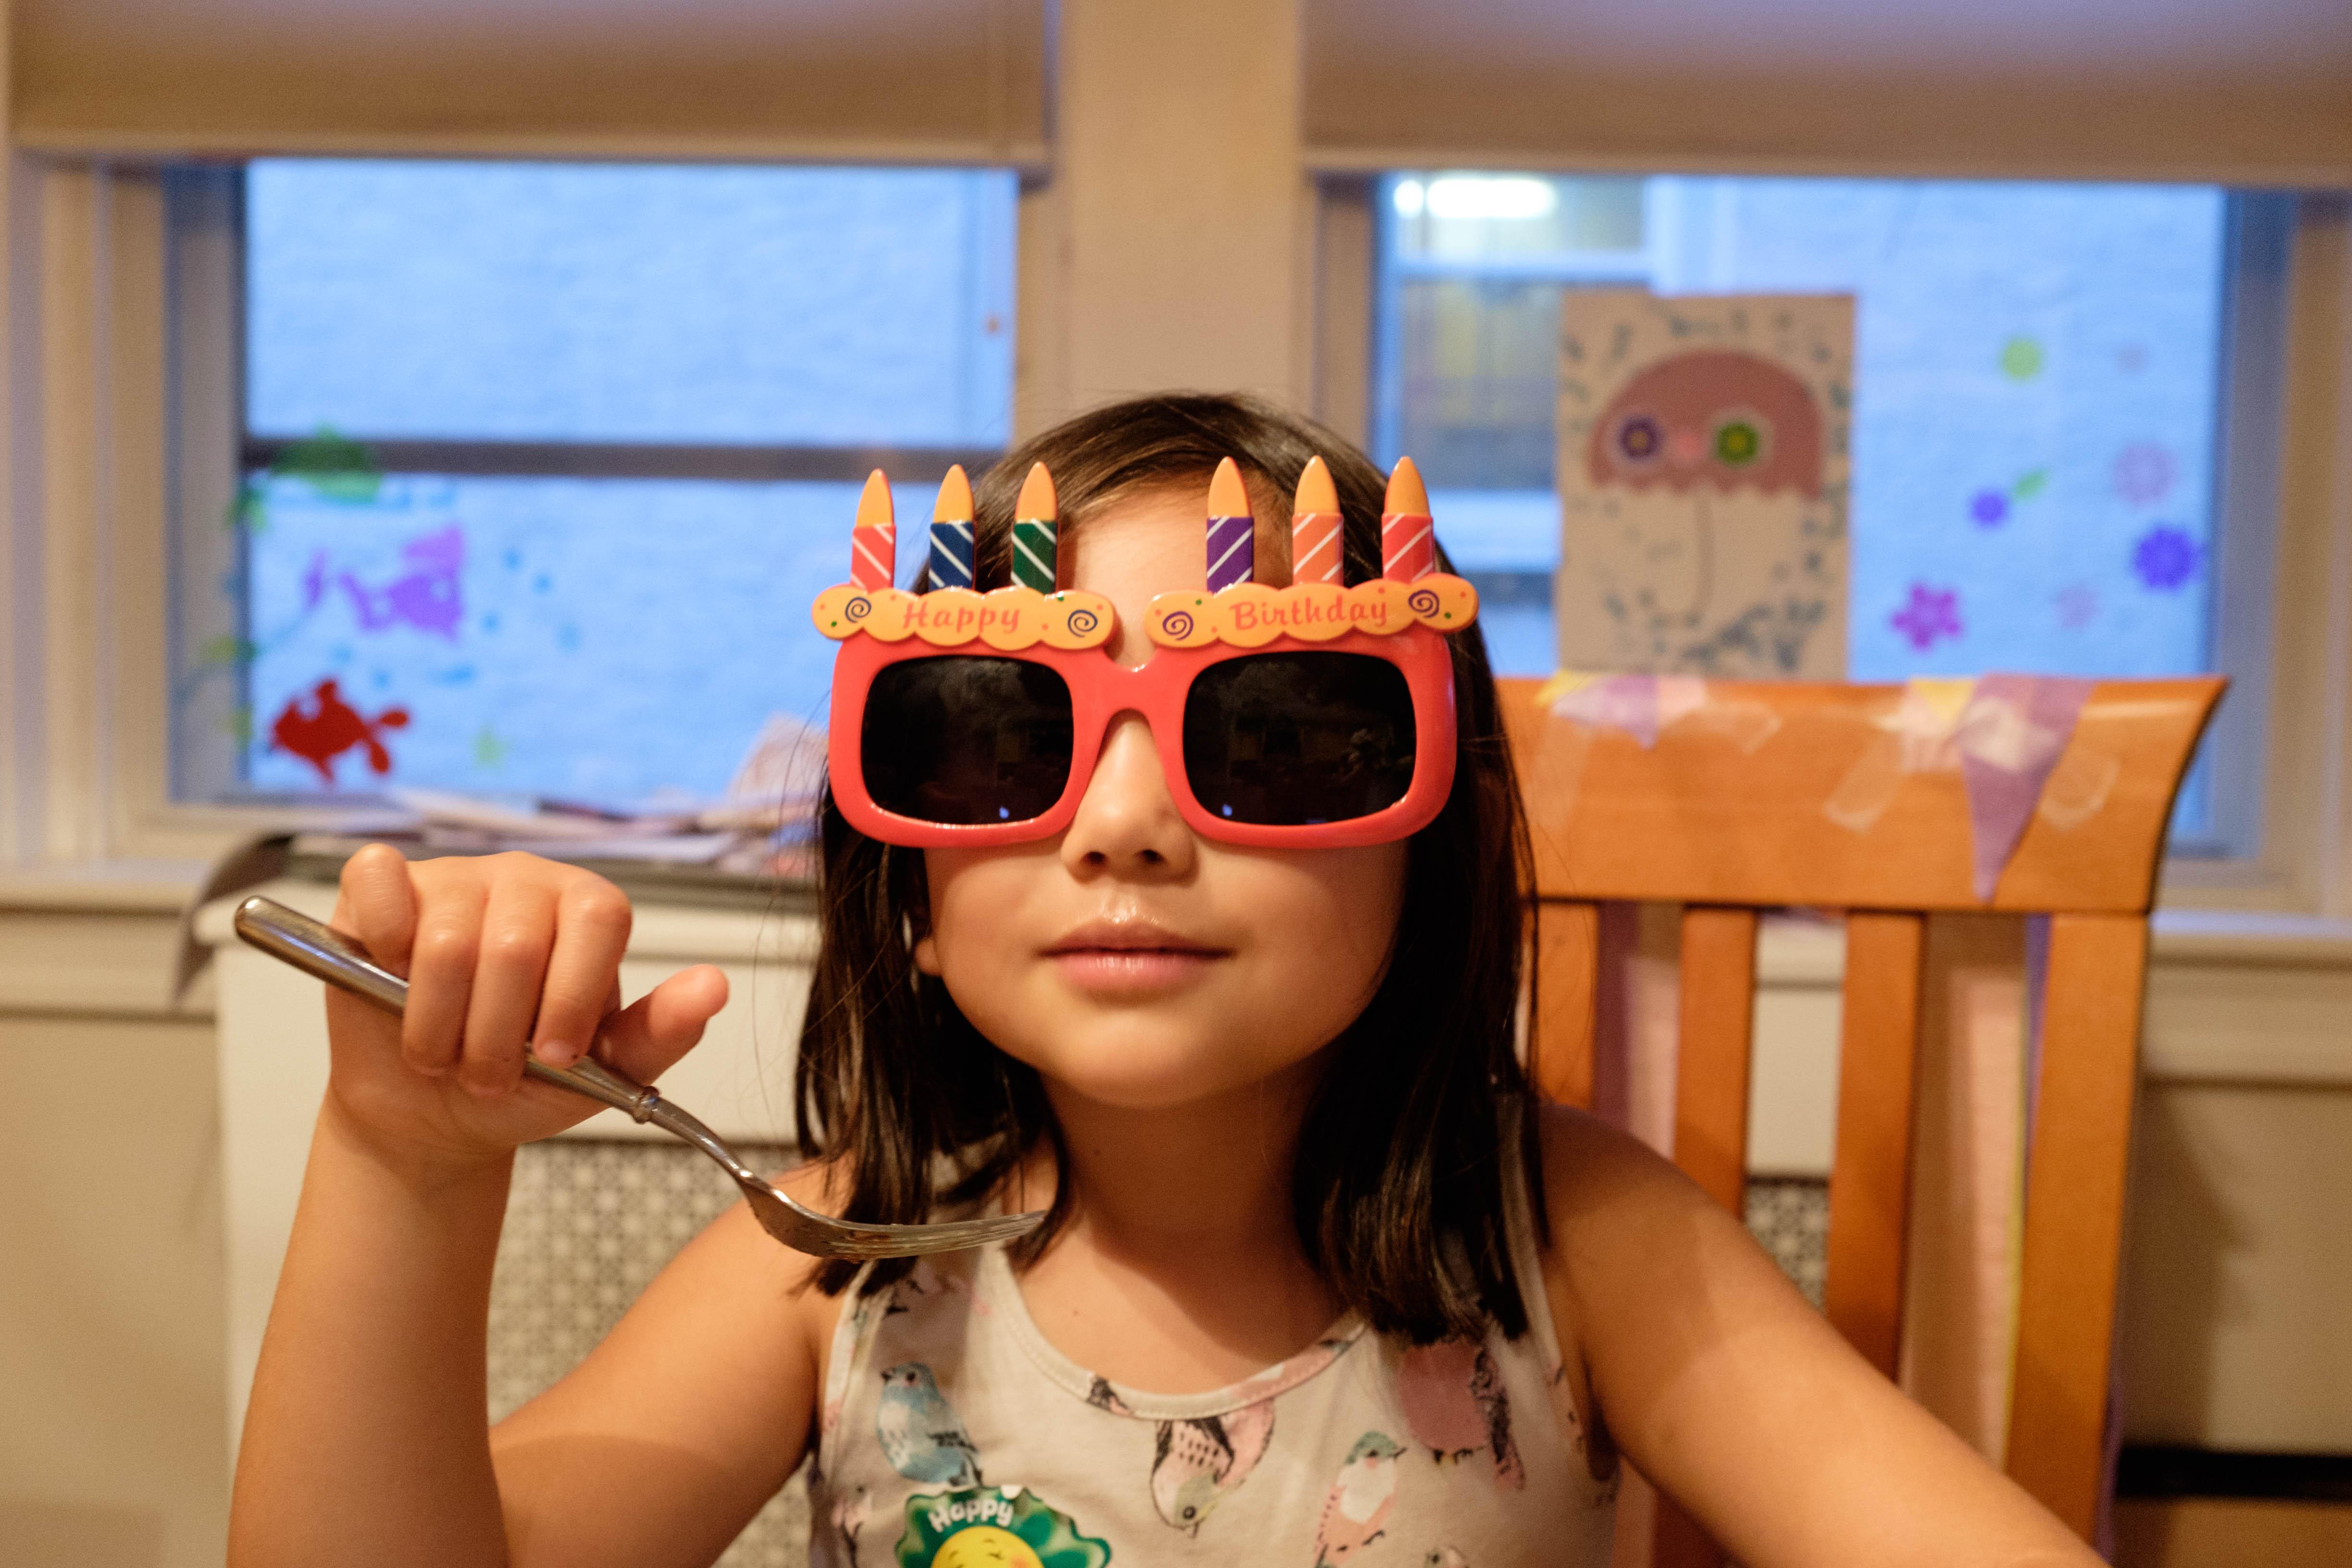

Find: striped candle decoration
<box><xmin>1291</xmin><ymin>456</ymin><xmax>1343</xmax><ymax>585</ymax></box>
<box><xmin>929</xmin><ymin>465</ymin><xmax>976</xmax><ymax>590</ymax></box>
<box><xmin>850</xmin><ymin>469</ymin><xmax>895</xmax><ymax>590</ymax></box>
<box><xmin>1010</xmin><ymin>463</ymin><xmax>1059</xmax><ymax>592</ymax></box>
<box><xmin>1381</xmin><ymin>455</ymin><xmax>1436</xmax><ymax>582</ymax></box>
<box><xmin>1204</xmin><ymin>457</ymin><xmax>1254</xmax><ymax>591</ymax></box>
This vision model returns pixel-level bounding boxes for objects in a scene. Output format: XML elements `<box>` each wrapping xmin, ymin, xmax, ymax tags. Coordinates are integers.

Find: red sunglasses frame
<box><xmin>827</xmin><ymin>625</ymin><xmax>1459</xmax><ymax>849</ymax></box>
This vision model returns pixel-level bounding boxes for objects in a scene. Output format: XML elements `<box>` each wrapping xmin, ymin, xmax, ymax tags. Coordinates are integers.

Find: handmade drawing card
<box><xmin>1557</xmin><ymin>291</ymin><xmax>1854</xmax><ymax>678</ymax></box>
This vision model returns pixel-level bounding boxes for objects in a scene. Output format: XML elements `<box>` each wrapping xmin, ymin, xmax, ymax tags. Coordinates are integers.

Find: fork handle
<box><xmin>233</xmin><ymin>894</ymin><xmax>667</xmax><ymax>1123</ymax></box>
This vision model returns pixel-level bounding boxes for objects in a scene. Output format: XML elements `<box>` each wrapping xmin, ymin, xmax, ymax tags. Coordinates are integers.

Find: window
<box><xmin>1372</xmin><ymin>173</ymin><xmax>2290</xmax><ymax>850</ymax></box>
<box><xmin>172</xmin><ymin>159</ymin><xmax>1016</xmax><ymax>804</ymax></box>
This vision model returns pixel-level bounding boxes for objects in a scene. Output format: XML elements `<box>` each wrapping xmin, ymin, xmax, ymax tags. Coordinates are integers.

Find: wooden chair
<box><xmin>1498</xmin><ymin>674</ymin><xmax>2224</xmax><ymax>1563</ymax></box>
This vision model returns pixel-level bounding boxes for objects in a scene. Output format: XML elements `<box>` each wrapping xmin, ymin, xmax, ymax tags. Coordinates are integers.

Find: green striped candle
<box><xmin>1011</xmin><ymin>463</ymin><xmax>1059</xmax><ymax>591</ymax></box>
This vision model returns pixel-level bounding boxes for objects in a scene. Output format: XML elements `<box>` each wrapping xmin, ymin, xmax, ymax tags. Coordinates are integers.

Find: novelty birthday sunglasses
<box><xmin>812</xmin><ymin>456</ymin><xmax>1480</xmax><ymax>850</ymax></box>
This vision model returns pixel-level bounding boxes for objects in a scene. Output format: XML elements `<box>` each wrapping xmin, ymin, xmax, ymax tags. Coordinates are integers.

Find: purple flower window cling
<box><xmin>2111</xmin><ymin>442</ymin><xmax>2178</xmax><ymax>507</ymax></box>
<box><xmin>2132</xmin><ymin>525</ymin><xmax>2202</xmax><ymax>592</ymax></box>
<box><xmin>1890</xmin><ymin>583</ymin><xmax>1963</xmax><ymax>651</ymax></box>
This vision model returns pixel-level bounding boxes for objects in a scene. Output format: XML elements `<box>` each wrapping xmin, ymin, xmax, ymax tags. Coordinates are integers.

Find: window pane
<box><xmin>242</xmin><ymin>474</ymin><xmax>914</xmax><ymax>800</ymax></box>
<box><xmin>1394</xmin><ymin>279</ymin><xmax>1561</xmax><ymax>488</ymax></box>
<box><xmin>1377</xmin><ymin>175</ymin><xmax>2231</xmax><ymax>690</ymax></box>
<box><xmin>1650</xmin><ymin>180</ymin><xmax>2226</xmax><ymax>687</ymax></box>
<box><xmin>246</xmin><ymin>160</ymin><xmax>1015</xmax><ymax>447</ymax></box>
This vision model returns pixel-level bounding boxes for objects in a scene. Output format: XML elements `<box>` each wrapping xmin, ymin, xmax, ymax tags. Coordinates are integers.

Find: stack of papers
<box><xmin>287</xmin><ymin>713</ymin><xmax>829</xmax><ymax>889</ymax></box>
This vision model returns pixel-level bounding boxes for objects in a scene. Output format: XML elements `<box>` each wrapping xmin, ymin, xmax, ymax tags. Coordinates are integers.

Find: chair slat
<box><xmin>1673</xmin><ymin>906</ymin><xmax>1758</xmax><ymax>1212</ymax></box>
<box><xmin>1531</xmin><ymin>900</ymin><xmax>1600</xmax><ymax>1108</ymax></box>
<box><xmin>1824</xmin><ymin>910</ymin><xmax>1927</xmax><ymax>1378</ymax></box>
<box><xmin>2007</xmin><ymin>912</ymin><xmax>2149</xmax><ymax>1538</ymax></box>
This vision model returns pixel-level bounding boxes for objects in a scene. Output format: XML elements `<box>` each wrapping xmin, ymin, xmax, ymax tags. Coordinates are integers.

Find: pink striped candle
<box><xmin>850</xmin><ymin>468</ymin><xmax>896</xmax><ymax>590</ymax></box>
<box><xmin>1291</xmin><ymin>456</ymin><xmax>1343</xmax><ymax>585</ymax></box>
<box><xmin>1381</xmin><ymin>455</ymin><xmax>1435</xmax><ymax>582</ymax></box>
<box><xmin>1204</xmin><ymin>457</ymin><xmax>1255</xmax><ymax>591</ymax></box>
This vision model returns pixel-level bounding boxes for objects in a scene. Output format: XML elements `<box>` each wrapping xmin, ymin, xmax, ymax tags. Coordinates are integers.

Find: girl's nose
<box><xmin>1059</xmin><ymin>713</ymin><xmax>1197</xmax><ymax>877</ymax></box>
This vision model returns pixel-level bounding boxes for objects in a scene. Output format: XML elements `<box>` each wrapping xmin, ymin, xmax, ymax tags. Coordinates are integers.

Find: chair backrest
<box><xmin>1497</xmin><ymin>674</ymin><xmax>2224</xmax><ymax>1559</ymax></box>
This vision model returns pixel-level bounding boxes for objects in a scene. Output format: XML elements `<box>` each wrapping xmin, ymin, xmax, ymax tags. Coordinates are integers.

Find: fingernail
<box><xmin>533</xmin><ymin>1040</ymin><xmax>579</xmax><ymax>1068</ymax></box>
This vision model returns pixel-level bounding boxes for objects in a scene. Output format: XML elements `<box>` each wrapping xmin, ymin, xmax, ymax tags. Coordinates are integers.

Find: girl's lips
<box><xmin>1042</xmin><ymin>920</ymin><xmax>1230</xmax><ymax>996</ymax></box>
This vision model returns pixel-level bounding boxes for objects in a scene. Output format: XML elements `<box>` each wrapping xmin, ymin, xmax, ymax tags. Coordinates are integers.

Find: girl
<box><xmin>229</xmin><ymin>394</ymin><xmax>2099</xmax><ymax>1568</ymax></box>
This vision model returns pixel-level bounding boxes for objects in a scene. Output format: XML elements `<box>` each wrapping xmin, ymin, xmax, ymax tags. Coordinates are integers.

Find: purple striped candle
<box><xmin>1204</xmin><ymin>457</ymin><xmax>1255</xmax><ymax>591</ymax></box>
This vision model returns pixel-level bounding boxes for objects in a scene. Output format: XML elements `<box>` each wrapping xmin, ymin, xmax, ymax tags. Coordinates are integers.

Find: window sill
<box><xmin>0</xmin><ymin>858</ymin><xmax>209</xmax><ymax>914</ymax></box>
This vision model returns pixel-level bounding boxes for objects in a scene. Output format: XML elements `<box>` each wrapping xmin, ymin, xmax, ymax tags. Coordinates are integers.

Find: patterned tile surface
<box><xmin>1745</xmin><ymin>1176</ymin><xmax>1831</xmax><ymax>1310</ymax></box>
<box><xmin>490</xmin><ymin>1139</ymin><xmax>811</xmax><ymax>1566</ymax></box>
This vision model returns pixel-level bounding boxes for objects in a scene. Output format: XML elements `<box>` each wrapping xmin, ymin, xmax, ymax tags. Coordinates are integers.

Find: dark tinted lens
<box><xmin>1182</xmin><ymin>653</ymin><xmax>1417</xmax><ymax>826</ymax></box>
<box><xmin>862</xmin><ymin>657</ymin><xmax>1075</xmax><ymax>826</ymax></box>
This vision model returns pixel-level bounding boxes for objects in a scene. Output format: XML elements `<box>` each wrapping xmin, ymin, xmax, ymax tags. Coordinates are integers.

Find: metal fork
<box><xmin>233</xmin><ymin>895</ymin><xmax>1043</xmax><ymax>1261</ymax></box>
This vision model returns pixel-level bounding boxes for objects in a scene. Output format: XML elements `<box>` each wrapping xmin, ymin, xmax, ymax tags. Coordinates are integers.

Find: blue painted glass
<box><xmin>222</xmin><ymin>160</ymin><xmax>1014</xmax><ymax>803</ymax></box>
<box><xmin>243</xmin><ymin>474</ymin><xmax>951</xmax><ymax>801</ymax></box>
<box><xmin>246</xmin><ymin>160</ymin><xmax>1015</xmax><ymax>446</ymax></box>
<box><xmin>1382</xmin><ymin>177</ymin><xmax>2233</xmax><ymax>839</ymax></box>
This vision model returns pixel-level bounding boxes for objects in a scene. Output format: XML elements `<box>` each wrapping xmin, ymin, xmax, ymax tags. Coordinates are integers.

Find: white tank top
<box><xmin>806</xmin><ymin>1154</ymin><xmax>1616</xmax><ymax>1567</ymax></box>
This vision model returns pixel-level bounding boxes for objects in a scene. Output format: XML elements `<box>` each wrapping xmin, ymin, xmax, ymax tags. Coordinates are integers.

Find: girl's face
<box><xmin>912</xmin><ymin>484</ymin><xmax>1410</xmax><ymax>1112</ymax></box>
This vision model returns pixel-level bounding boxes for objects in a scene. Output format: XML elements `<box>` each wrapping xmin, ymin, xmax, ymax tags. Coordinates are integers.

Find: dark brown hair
<box><xmin>793</xmin><ymin>392</ymin><xmax>1540</xmax><ymax>1343</ymax></box>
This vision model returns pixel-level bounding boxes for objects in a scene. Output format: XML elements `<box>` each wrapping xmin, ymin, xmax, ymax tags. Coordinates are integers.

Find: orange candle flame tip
<box><xmin>1014</xmin><ymin>462</ymin><xmax>1058</xmax><ymax>522</ymax></box>
<box><xmin>1383</xmin><ymin>455</ymin><xmax>1429</xmax><ymax>517</ymax></box>
<box><xmin>1207</xmin><ymin>455</ymin><xmax>1251</xmax><ymax>518</ymax></box>
<box><xmin>932</xmin><ymin>465</ymin><xmax>974</xmax><ymax>524</ymax></box>
<box><xmin>1294</xmin><ymin>455</ymin><xmax>1339</xmax><ymax>517</ymax></box>
<box><xmin>856</xmin><ymin>469</ymin><xmax>895</xmax><ymax>528</ymax></box>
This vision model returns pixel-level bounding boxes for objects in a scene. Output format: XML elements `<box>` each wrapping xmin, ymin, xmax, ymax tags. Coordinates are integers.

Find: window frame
<box><xmin>173</xmin><ymin>159</ymin><xmax>1016</xmax><ymax>812</ymax></box>
<box><xmin>7</xmin><ymin>159</ymin><xmax>2352</xmax><ymax>920</ymax></box>
<box><xmin>1339</xmin><ymin>172</ymin><xmax>2331</xmax><ymax>897</ymax></box>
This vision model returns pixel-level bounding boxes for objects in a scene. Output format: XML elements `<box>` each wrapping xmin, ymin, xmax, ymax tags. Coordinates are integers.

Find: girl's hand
<box><xmin>320</xmin><ymin>843</ymin><xmax>730</xmax><ymax>1175</ymax></box>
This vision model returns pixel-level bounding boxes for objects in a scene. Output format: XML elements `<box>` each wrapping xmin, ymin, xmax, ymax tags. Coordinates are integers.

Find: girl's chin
<box><xmin>1019</xmin><ymin>1037</ymin><xmax>1313</xmax><ymax>1113</ymax></box>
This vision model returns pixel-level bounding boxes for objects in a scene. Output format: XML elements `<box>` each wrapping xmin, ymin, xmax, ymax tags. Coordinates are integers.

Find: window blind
<box><xmin>1302</xmin><ymin>0</ymin><xmax>2352</xmax><ymax>184</ymax></box>
<box><xmin>12</xmin><ymin>0</ymin><xmax>1051</xmax><ymax>167</ymax></box>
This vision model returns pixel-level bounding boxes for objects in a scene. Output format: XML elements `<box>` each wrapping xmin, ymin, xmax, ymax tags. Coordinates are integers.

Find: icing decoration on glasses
<box><xmin>928</xmin><ymin>465</ymin><xmax>976</xmax><ymax>588</ymax></box>
<box><xmin>810</xmin><ymin>465</ymin><xmax>1116</xmax><ymax>650</ymax></box>
<box><xmin>848</xmin><ymin>468</ymin><xmax>896</xmax><ymax>591</ymax></box>
<box><xmin>1204</xmin><ymin>457</ymin><xmax>1255</xmax><ymax>592</ymax></box>
<box><xmin>1380</xmin><ymin>455</ymin><xmax>1436</xmax><ymax>582</ymax></box>
<box><xmin>1144</xmin><ymin>457</ymin><xmax>1477</xmax><ymax>649</ymax></box>
<box><xmin>1291</xmin><ymin>456</ymin><xmax>1344</xmax><ymax>586</ymax></box>
<box><xmin>810</xmin><ymin>457</ymin><xmax>1477</xmax><ymax>653</ymax></box>
<box><xmin>1010</xmin><ymin>463</ymin><xmax>1059</xmax><ymax>591</ymax></box>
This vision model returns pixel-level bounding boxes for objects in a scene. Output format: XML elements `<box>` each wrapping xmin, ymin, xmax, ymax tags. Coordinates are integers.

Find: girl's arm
<box><xmin>1538</xmin><ymin>1106</ymin><xmax>2101</xmax><ymax>1568</ymax></box>
<box><xmin>227</xmin><ymin>845</ymin><xmax>821</xmax><ymax>1568</ymax></box>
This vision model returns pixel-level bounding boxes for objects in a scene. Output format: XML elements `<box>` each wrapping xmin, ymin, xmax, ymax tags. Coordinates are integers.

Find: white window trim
<box><xmin>5</xmin><ymin>164</ymin><xmax>2352</xmax><ymax>920</ymax></box>
<box><xmin>1314</xmin><ymin>177</ymin><xmax>2352</xmax><ymax>917</ymax></box>
<box><xmin>0</xmin><ymin>160</ymin><xmax>368</xmax><ymax>878</ymax></box>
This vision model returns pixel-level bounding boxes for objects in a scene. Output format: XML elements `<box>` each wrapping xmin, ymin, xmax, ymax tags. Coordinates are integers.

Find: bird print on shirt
<box><xmin>1398</xmin><ymin>1339</ymin><xmax>1524</xmax><ymax>1489</ymax></box>
<box><xmin>1313</xmin><ymin>1431</ymin><xmax>1403</xmax><ymax>1565</ymax></box>
<box><xmin>876</xmin><ymin>1362</ymin><xmax>981</xmax><ymax>1488</ymax></box>
<box><xmin>1150</xmin><ymin>1398</ymin><xmax>1276</xmax><ymax>1533</ymax></box>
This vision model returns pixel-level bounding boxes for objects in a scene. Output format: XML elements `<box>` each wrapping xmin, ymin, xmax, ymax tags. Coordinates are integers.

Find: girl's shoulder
<box><xmin>1530</xmin><ymin>1098</ymin><xmax>1772</xmax><ymax>1305</ymax></box>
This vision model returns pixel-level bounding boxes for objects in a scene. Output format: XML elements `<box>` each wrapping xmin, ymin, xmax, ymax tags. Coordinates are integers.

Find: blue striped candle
<box><xmin>929</xmin><ymin>518</ymin><xmax>976</xmax><ymax>589</ymax></box>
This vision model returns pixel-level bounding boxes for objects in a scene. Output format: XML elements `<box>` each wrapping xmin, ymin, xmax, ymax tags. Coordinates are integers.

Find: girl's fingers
<box><xmin>338</xmin><ymin>842</ymin><xmax>421</xmax><ymax>974</ymax></box>
<box><xmin>530</xmin><ymin>880</ymin><xmax>635</xmax><ymax>1068</ymax></box>
<box><xmin>402</xmin><ymin>877</ymin><xmax>489</xmax><ymax>1078</ymax></box>
<box><xmin>457</xmin><ymin>878</ymin><xmax>560</xmax><ymax>1097</ymax></box>
<box><xmin>595</xmin><ymin>966</ymin><xmax>729</xmax><ymax>1088</ymax></box>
